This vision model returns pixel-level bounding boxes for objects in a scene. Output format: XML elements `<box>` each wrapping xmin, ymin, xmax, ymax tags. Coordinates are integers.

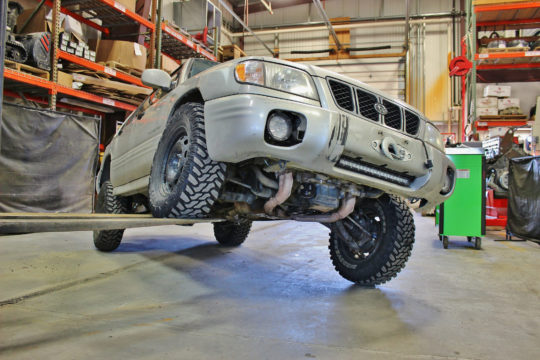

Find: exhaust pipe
<box><xmin>292</xmin><ymin>195</ymin><xmax>356</xmax><ymax>223</ymax></box>
<box><xmin>263</xmin><ymin>172</ymin><xmax>293</xmax><ymax>215</ymax></box>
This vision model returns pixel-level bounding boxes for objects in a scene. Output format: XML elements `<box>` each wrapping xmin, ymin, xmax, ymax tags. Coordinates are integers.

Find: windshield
<box><xmin>189</xmin><ymin>59</ymin><xmax>218</xmax><ymax>78</ymax></box>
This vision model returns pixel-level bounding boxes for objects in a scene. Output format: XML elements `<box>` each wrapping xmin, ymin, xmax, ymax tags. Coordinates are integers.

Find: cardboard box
<box><xmin>114</xmin><ymin>0</ymin><xmax>136</xmax><ymax>13</ymax></box>
<box><xmin>96</xmin><ymin>40</ymin><xmax>147</xmax><ymax>72</ymax></box>
<box><xmin>57</xmin><ymin>71</ymin><xmax>73</xmax><ymax>88</ymax></box>
<box><xmin>161</xmin><ymin>54</ymin><xmax>180</xmax><ymax>74</ymax></box>
<box><xmin>477</xmin><ymin>97</ymin><xmax>498</xmax><ymax>108</ymax></box>
<box><xmin>477</xmin><ymin>108</ymin><xmax>498</xmax><ymax>116</ymax></box>
<box><xmin>16</xmin><ymin>6</ymin><xmax>52</xmax><ymax>33</ymax></box>
<box><xmin>498</xmin><ymin>98</ymin><xmax>520</xmax><ymax>110</ymax></box>
<box><xmin>483</xmin><ymin>85</ymin><xmax>511</xmax><ymax>98</ymax></box>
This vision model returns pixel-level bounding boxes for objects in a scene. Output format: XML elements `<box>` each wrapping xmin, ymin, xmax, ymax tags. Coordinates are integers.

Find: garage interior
<box><xmin>1</xmin><ymin>0</ymin><xmax>539</xmax><ymax>359</ymax></box>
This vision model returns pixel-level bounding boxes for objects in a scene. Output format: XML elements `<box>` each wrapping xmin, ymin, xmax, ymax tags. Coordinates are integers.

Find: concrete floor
<box><xmin>1</xmin><ymin>214</ymin><xmax>539</xmax><ymax>360</ymax></box>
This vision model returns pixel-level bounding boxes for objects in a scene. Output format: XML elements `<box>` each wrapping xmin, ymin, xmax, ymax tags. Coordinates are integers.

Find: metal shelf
<box><xmin>472</xmin><ymin>1</ymin><xmax>540</xmax><ymax>74</ymax></box>
<box><xmin>40</xmin><ymin>0</ymin><xmax>215</xmax><ymax>64</ymax></box>
<box><xmin>463</xmin><ymin>0</ymin><xmax>540</xmax><ymax>138</ymax></box>
<box><xmin>3</xmin><ymin>90</ymin><xmax>105</xmax><ymax>116</ymax></box>
<box><xmin>4</xmin><ymin>0</ymin><xmax>216</xmax><ymax>115</ymax></box>
<box><xmin>3</xmin><ymin>68</ymin><xmax>137</xmax><ymax>112</ymax></box>
<box><xmin>161</xmin><ymin>24</ymin><xmax>217</xmax><ymax>62</ymax></box>
<box><xmin>58</xmin><ymin>50</ymin><xmax>147</xmax><ymax>87</ymax></box>
<box><xmin>475</xmin><ymin>51</ymin><xmax>540</xmax><ymax>81</ymax></box>
<box><xmin>476</xmin><ymin>50</ymin><xmax>540</xmax><ymax>62</ymax></box>
<box><xmin>475</xmin><ymin>120</ymin><xmax>531</xmax><ymax>130</ymax></box>
<box><xmin>475</xmin><ymin>1</ymin><xmax>540</xmax><ymax>29</ymax></box>
<box><xmin>58</xmin><ymin>0</ymin><xmax>154</xmax><ymax>33</ymax></box>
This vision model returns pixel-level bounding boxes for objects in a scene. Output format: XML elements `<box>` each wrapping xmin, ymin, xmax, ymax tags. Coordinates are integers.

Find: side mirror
<box><xmin>141</xmin><ymin>69</ymin><xmax>172</xmax><ymax>90</ymax></box>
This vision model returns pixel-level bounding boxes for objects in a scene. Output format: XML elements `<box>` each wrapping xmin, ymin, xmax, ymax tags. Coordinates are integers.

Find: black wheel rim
<box><xmin>162</xmin><ymin>130</ymin><xmax>189</xmax><ymax>193</ymax></box>
<box><xmin>338</xmin><ymin>204</ymin><xmax>385</xmax><ymax>263</ymax></box>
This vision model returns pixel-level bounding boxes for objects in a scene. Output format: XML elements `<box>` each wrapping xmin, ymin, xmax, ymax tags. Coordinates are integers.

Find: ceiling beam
<box><xmin>216</xmin><ymin>0</ymin><xmax>275</xmax><ymax>56</ymax></box>
<box><xmin>312</xmin><ymin>0</ymin><xmax>342</xmax><ymax>50</ymax></box>
<box><xmin>234</xmin><ymin>0</ymin><xmax>312</xmax><ymax>15</ymax></box>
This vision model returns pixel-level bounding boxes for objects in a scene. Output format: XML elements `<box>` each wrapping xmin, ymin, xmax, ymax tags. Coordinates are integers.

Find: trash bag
<box><xmin>507</xmin><ymin>156</ymin><xmax>540</xmax><ymax>241</ymax></box>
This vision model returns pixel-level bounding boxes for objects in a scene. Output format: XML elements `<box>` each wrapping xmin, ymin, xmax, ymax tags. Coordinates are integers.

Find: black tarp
<box><xmin>507</xmin><ymin>156</ymin><xmax>540</xmax><ymax>241</ymax></box>
<box><xmin>0</xmin><ymin>103</ymin><xmax>100</xmax><ymax>213</ymax></box>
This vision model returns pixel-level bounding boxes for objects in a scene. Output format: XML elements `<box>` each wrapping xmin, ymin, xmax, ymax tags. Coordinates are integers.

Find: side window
<box><xmin>143</xmin><ymin>88</ymin><xmax>164</xmax><ymax>110</ymax></box>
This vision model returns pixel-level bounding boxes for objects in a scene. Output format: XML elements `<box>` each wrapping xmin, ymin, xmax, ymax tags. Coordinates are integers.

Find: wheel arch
<box><xmin>97</xmin><ymin>155</ymin><xmax>111</xmax><ymax>191</ymax></box>
<box><xmin>168</xmin><ymin>88</ymin><xmax>205</xmax><ymax>122</ymax></box>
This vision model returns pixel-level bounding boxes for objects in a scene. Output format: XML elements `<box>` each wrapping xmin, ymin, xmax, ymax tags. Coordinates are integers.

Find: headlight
<box><xmin>424</xmin><ymin>123</ymin><xmax>444</xmax><ymax>151</ymax></box>
<box><xmin>235</xmin><ymin>61</ymin><xmax>319</xmax><ymax>100</ymax></box>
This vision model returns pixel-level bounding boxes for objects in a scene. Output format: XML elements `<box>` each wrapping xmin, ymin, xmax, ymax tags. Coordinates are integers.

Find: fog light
<box><xmin>267</xmin><ymin>113</ymin><xmax>292</xmax><ymax>141</ymax></box>
<box><xmin>441</xmin><ymin>168</ymin><xmax>455</xmax><ymax>195</ymax></box>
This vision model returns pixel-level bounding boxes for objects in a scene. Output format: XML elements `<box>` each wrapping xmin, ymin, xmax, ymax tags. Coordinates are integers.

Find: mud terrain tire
<box><xmin>93</xmin><ymin>181</ymin><xmax>129</xmax><ymax>252</ymax></box>
<box><xmin>149</xmin><ymin>102</ymin><xmax>226</xmax><ymax>218</ymax></box>
<box><xmin>329</xmin><ymin>194</ymin><xmax>415</xmax><ymax>286</ymax></box>
<box><xmin>214</xmin><ymin>220</ymin><xmax>252</xmax><ymax>246</ymax></box>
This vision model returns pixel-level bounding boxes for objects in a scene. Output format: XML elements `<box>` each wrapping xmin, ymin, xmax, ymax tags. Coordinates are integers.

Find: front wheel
<box><xmin>148</xmin><ymin>102</ymin><xmax>226</xmax><ymax>218</ymax></box>
<box><xmin>329</xmin><ymin>194</ymin><xmax>415</xmax><ymax>286</ymax></box>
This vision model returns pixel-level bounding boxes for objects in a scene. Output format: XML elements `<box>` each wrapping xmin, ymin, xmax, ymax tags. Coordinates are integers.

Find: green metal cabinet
<box><xmin>439</xmin><ymin>147</ymin><xmax>486</xmax><ymax>249</ymax></box>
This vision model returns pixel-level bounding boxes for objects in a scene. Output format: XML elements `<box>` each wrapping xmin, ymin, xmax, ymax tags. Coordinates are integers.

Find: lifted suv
<box><xmin>95</xmin><ymin>57</ymin><xmax>456</xmax><ymax>285</ymax></box>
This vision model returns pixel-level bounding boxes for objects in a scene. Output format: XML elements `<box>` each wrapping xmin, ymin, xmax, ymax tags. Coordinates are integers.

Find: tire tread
<box><xmin>93</xmin><ymin>181</ymin><xmax>128</xmax><ymax>252</ymax></box>
<box><xmin>149</xmin><ymin>103</ymin><xmax>226</xmax><ymax>219</ymax></box>
<box><xmin>214</xmin><ymin>221</ymin><xmax>252</xmax><ymax>246</ymax></box>
<box><xmin>329</xmin><ymin>195</ymin><xmax>415</xmax><ymax>286</ymax></box>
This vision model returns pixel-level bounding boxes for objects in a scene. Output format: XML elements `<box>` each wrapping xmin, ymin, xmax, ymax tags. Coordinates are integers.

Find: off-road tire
<box><xmin>149</xmin><ymin>102</ymin><xmax>226</xmax><ymax>218</ymax></box>
<box><xmin>214</xmin><ymin>220</ymin><xmax>252</xmax><ymax>246</ymax></box>
<box><xmin>93</xmin><ymin>181</ymin><xmax>129</xmax><ymax>252</ymax></box>
<box><xmin>329</xmin><ymin>194</ymin><xmax>415</xmax><ymax>286</ymax></box>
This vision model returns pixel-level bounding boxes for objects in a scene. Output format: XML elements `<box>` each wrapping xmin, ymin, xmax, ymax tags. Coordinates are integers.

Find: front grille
<box><xmin>327</xmin><ymin>77</ymin><xmax>424</xmax><ymax>137</ymax></box>
<box><xmin>382</xmin><ymin>100</ymin><xmax>402</xmax><ymax>130</ymax></box>
<box><xmin>336</xmin><ymin>156</ymin><xmax>414</xmax><ymax>186</ymax></box>
<box><xmin>356</xmin><ymin>89</ymin><xmax>379</xmax><ymax>122</ymax></box>
<box><xmin>405</xmin><ymin>110</ymin><xmax>420</xmax><ymax>135</ymax></box>
<box><xmin>328</xmin><ymin>80</ymin><xmax>354</xmax><ymax>111</ymax></box>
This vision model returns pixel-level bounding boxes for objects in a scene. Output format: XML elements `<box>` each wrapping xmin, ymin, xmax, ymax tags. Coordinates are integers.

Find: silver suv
<box><xmin>95</xmin><ymin>57</ymin><xmax>455</xmax><ymax>285</ymax></box>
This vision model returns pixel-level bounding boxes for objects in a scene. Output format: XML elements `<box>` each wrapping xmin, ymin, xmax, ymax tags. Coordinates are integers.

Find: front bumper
<box><xmin>204</xmin><ymin>94</ymin><xmax>454</xmax><ymax>210</ymax></box>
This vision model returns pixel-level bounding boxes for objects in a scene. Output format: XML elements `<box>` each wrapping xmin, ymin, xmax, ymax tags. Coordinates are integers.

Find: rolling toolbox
<box><xmin>439</xmin><ymin>147</ymin><xmax>486</xmax><ymax>249</ymax></box>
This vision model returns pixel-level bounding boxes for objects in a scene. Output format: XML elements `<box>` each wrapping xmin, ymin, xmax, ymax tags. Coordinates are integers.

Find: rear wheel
<box><xmin>329</xmin><ymin>194</ymin><xmax>415</xmax><ymax>286</ymax></box>
<box><xmin>93</xmin><ymin>181</ymin><xmax>129</xmax><ymax>252</ymax></box>
<box><xmin>214</xmin><ymin>220</ymin><xmax>252</xmax><ymax>246</ymax></box>
<box><xmin>149</xmin><ymin>102</ymin><xmax>226</xmax><ymax>218</ymax></box>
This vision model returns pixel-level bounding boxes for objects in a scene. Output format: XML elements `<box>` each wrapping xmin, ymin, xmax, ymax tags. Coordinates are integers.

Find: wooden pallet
<box><xmin>478</xmin><ymin>46</ymin><xmax>536</xmax><ymax>65</ymax></box>
<box><xmin>479</xmin><ymin>115</ymin><xmax>527</xmax><ymax>120</ymax></box>
<box><xmin>483</xmin><ymin>46</ymin><xmax>530</xmax><ymax>53</ymax></box>
<box><xmin>473</xmin><ymin>0</ymin><xmax>534</xmax><ymax>5</ymax></box>
<box><xmin>4</xmin><ymin>60</ymin><xmax>49</xmax><ymax>80</ymax></box>
<box><xmin>220</xmin><ymin>45</ymin><xmax>246</xmax><ymax>61</ymax></box>
<box><xmin>99</xmin><ymin>61</ymin><xmax>143</xmax><ymax>77</ymax></box>
<box><xmin>80</xmin><ymin>85</ymin><xmax>145</xmax><ymax>105</ymax></box>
